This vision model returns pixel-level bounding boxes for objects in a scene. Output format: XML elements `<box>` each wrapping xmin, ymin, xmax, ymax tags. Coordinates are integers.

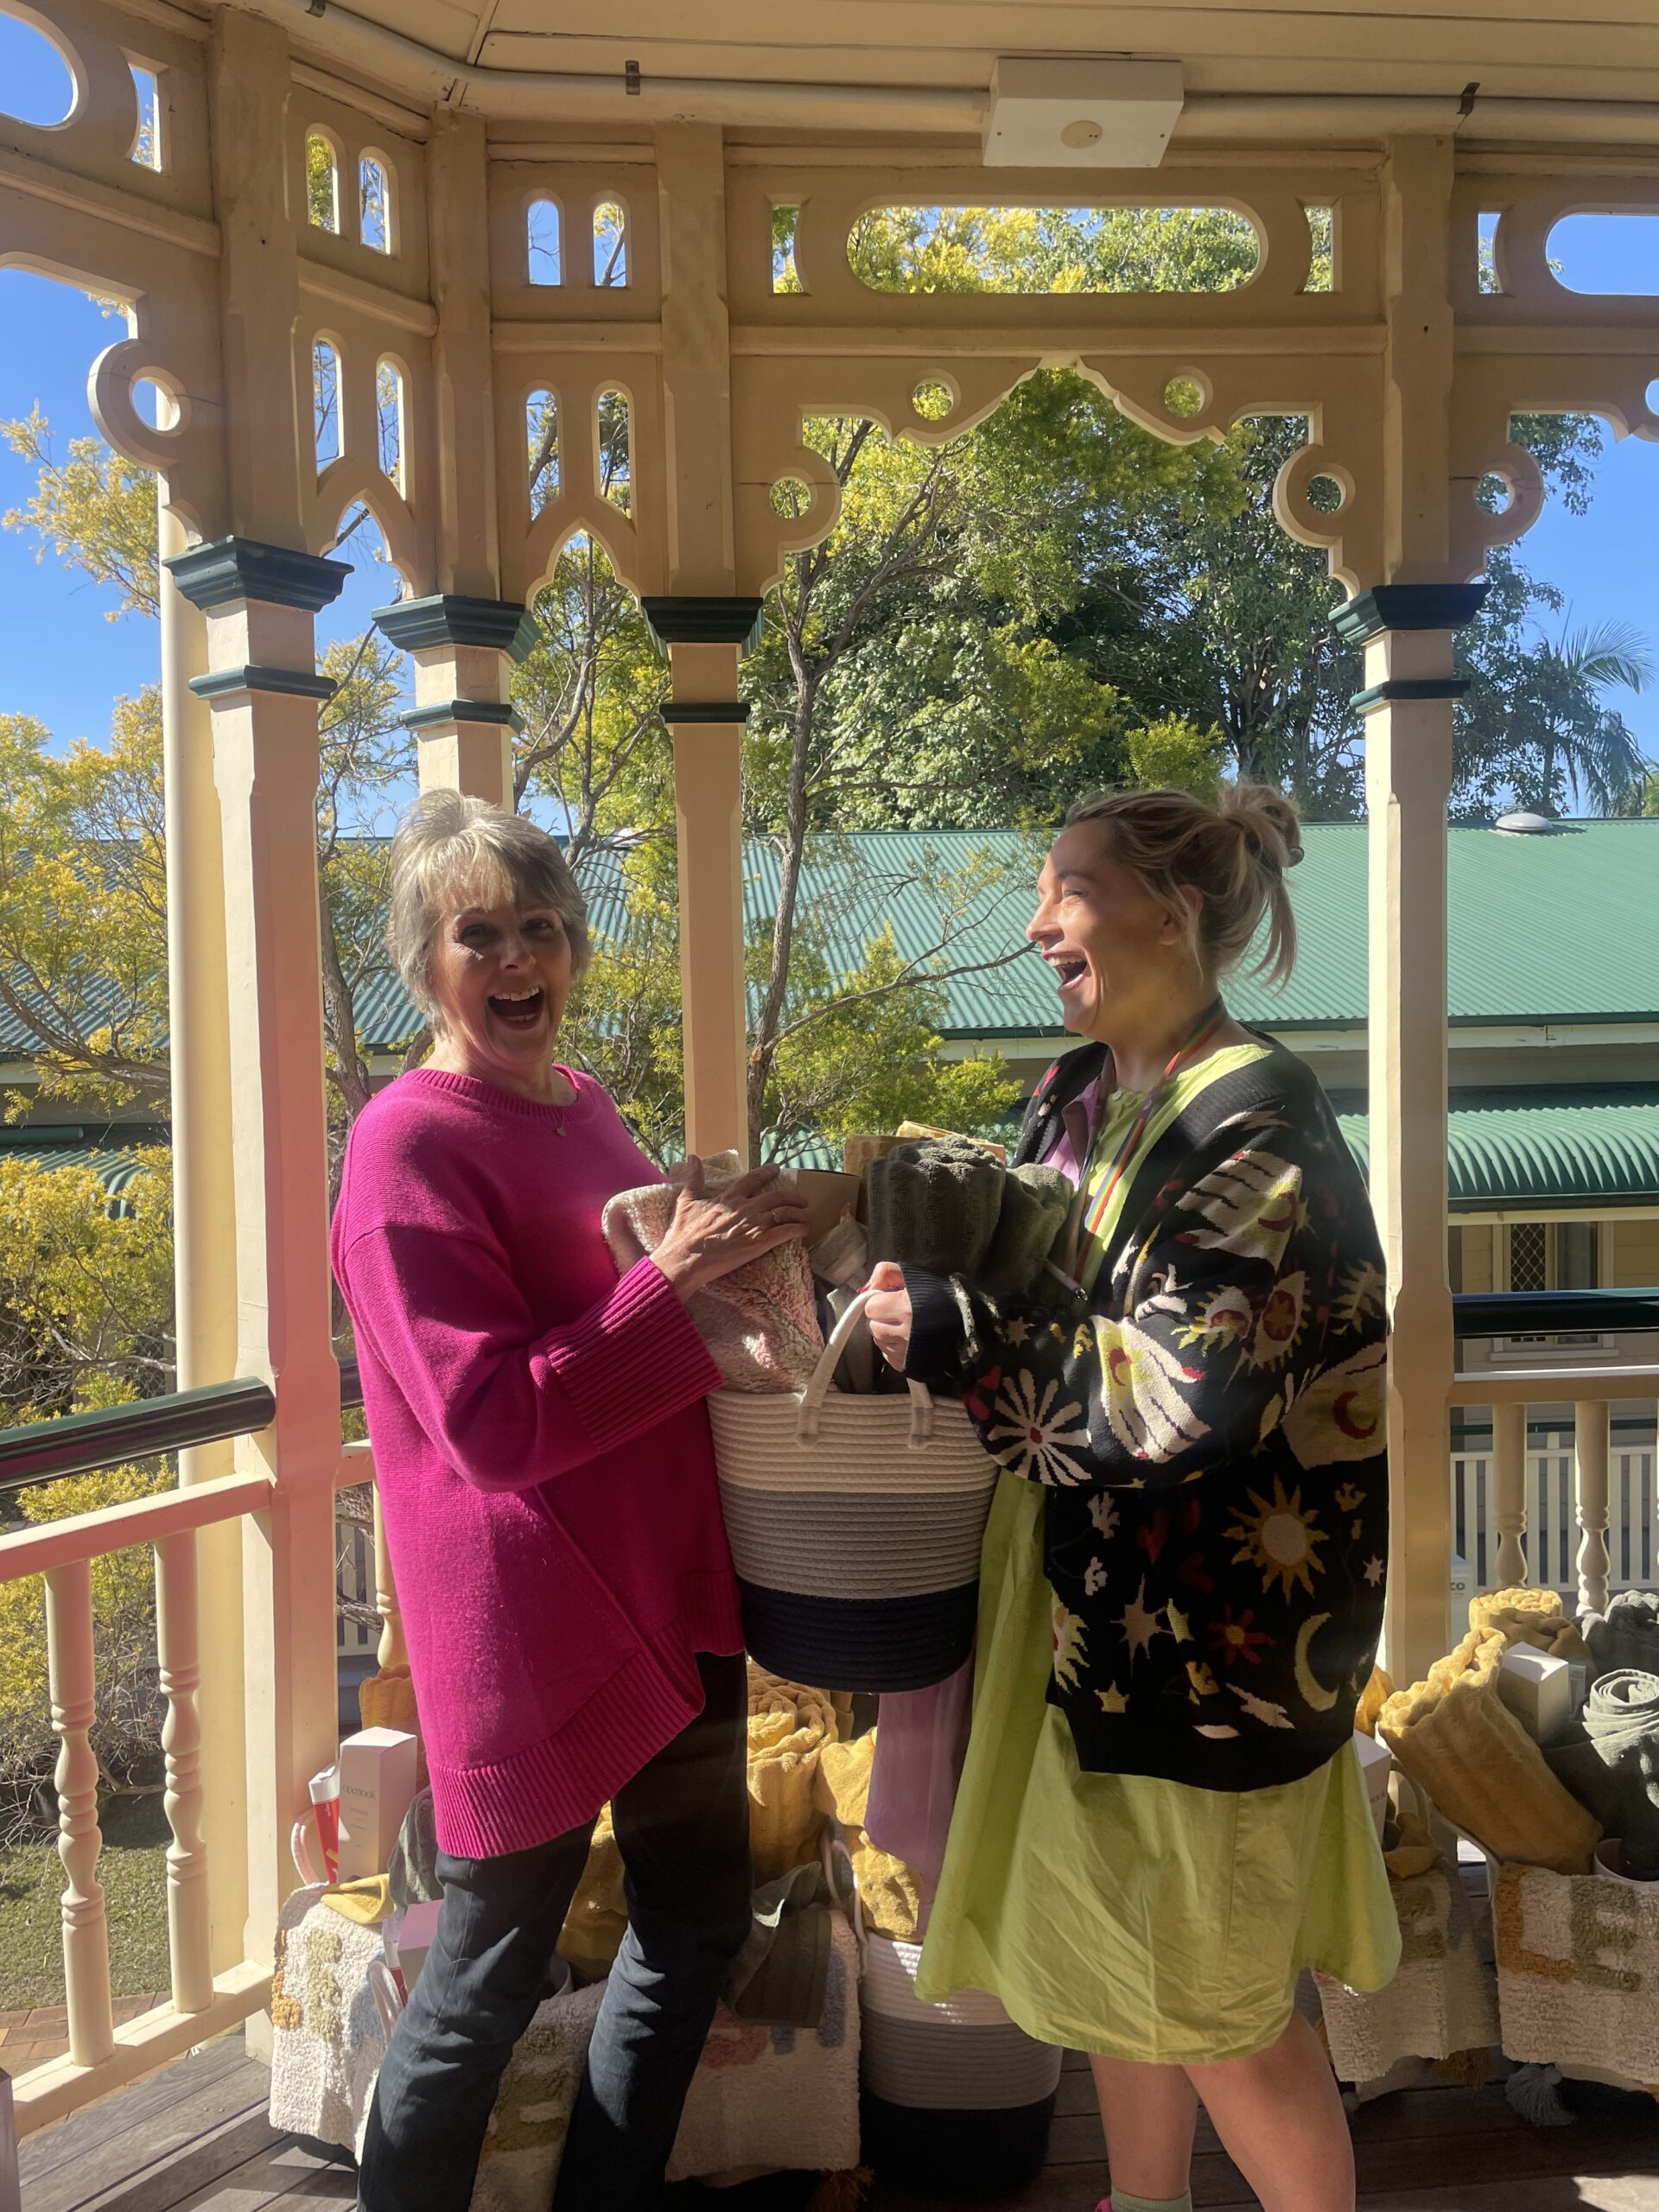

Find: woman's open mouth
<box><xmin>487</xmin><ymin>986</ymin><xmax>545</xmax><ymax>1030</ymax></box>
<box><xmin>1047</xmin><ymin>956</ymin><xmax>1088</xmax><ymax>992</ymax></box>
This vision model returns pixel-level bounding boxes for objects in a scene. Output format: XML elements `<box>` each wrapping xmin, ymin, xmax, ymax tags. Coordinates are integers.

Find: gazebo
<box><xmin>3</xmin><ymin>0</ymin><xmax>1659</xmax><ymax>2165</ymax></box>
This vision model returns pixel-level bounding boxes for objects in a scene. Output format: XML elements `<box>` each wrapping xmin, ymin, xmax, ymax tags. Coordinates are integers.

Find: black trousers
<box><xmin>357</xmin><ymin>1651</ymin><xmax>752</xmax><ymax>2212</ymax></box>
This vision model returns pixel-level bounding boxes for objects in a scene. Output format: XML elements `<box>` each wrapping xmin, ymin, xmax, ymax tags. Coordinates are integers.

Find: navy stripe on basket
<box><xmin>860</xmin><ymin>2091</ymin><xmax>1058</xmax><ymax>2197</ymax></box>
<box><xmin>737</xmin><ymin>1578</ymin><xmax>978</xmax><ymax>1694</ymax></box>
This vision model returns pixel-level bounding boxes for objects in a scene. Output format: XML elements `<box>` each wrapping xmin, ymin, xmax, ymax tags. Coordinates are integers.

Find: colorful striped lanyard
<box><xmin>1073</xmin><ymin>999</ymin><xmax>1228</xmax><ymax>1266</ymax></box>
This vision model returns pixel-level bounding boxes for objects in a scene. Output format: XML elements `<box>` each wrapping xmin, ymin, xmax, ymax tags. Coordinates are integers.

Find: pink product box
<box><xmin>336</xmin><ymin>1726</ymin><xmax>419</xmax><ymax>1882</ymax></box>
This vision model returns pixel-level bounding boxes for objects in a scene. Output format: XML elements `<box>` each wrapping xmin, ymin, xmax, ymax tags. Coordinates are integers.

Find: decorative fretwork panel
<box><xmin>1449</xmin><ymin>165</ymin><xmax>1659</xmax><ymax>578</ymax></box>
<box><xmin>289</xmin><ymin>92</ymin><xmax>430</xmax><ymax>300</ymax></box>
<box><xmin>487</xmin><ymin>156</ymin><xmax>662</xmax><ymax>323</ymax></box>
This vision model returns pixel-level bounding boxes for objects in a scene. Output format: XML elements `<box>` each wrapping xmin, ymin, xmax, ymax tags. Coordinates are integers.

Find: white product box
<box><xmin>1497</xmin><ymin>1645</ymin><xmax>1573</xmax><ymax>1745</ymax></box>
<box><xmin>335</xmin><ymin>1726</ymin><xmax>419</xmax><ymax>1881</ymax></box>
<box><xmin>1352</xmin><ymin>1729</ymin><xmax>1392</xmax><ymax>1843</ymax></box>
<box><xmin>389</xmin><ymin>1897</ymin><xmax>442</xmax><ymax>1994</ymax></box>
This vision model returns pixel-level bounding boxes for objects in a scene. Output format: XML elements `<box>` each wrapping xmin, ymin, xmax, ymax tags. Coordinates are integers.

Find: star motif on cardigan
<box><xmin>1096</xmin><ymin>1683</ymin><xmax>1128</xmax><ymax>1714</ymax></box>
<box><xmin>1363</xmin><ymin>1555</ymin><xmax>1385</xmax><ymax>1586</ymax></box>
<box><xmin>1116</xmin><ymin>1580</ymin><xmax>1166</xmax><ymax>1660</ymax></box>
<box><xmin>1007</xmin><ymin>1319</ymin><xmax>1031</xmax><ymax>1344</ymax></box>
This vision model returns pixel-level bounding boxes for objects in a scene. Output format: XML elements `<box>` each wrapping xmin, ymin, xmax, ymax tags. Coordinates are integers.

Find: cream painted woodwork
<box><xmin>45</xmin><ymin>1561</ymin><xmax>114</xmax><ymax>2071</ymax></box>
<box><xmin>6</xmin><ymin>0</ymin><xmax>1659</xmax><ymax>2131</ymax></box>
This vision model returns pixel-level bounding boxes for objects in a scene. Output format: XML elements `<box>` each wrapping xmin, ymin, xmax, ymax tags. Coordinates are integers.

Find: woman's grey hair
<box><xmin>1063</xmin><ymin>781</ymin><xmax>1303</xmax><ymax>988</ymax></box>
<box><xmin>387</xmin><ymin>791</ymin><xmax>591</xmax><ymax>1027</ymax></box>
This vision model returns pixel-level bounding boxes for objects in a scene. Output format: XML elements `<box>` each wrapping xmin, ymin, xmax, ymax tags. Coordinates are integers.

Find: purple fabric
<box><xmin>866</xmin><ymin>1079</ymin><xmax>1101</xmax><ymax>1917</ymax></box>
<box><xmin>866</xmin><ymin>1656</ymin><xmax>977</xmax><ymax>1931</ymax></box>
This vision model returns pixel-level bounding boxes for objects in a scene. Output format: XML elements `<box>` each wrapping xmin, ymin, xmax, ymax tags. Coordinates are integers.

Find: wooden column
<box><xmin>644</xmin><ymin>614</ymin><xmax>761</xmax><ymax>1160</ymax></box>
<box><xmin>373</xmin><ymin>595</ymin><xmax>536</xmax><ymax>810</ymax></box>
<box><xmin>157</xmin><ymin>498</ymin><xmax>246</xmax><ymax>1974</ymax></box>
<box><xmin>167</xmin><ymin>540</ymin><xmax>350</xmax><ymax>1986</ymax></box>
<box><xmin>195</xmin><ymin>10</ymin><xmax>345</xmax><ymax>2009</ymax></box>
<box><xmin>1335</xmin><ymin>137</ymin><xmax>1493</xmax><ymax>1688</ymax></box>
<box><xmin>378</xmin><ymin>111</ymin><xmax>527</xmax><ymax>811</ymax></box>
<box><xmin>648</xmin><ymin>124</ymin><xmax>755</xmax><ymax>1160</ymax></box>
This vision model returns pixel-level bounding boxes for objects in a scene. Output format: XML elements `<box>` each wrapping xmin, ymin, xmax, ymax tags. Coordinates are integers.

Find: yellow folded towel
<box><xmin>1378</xmin><ymin>1627</ymin><xmax>1601</xmax><ymax>1875</ymax></box>
<box><xmin>558</xmin><ymin>1805</ymin><xmax>629</xmax><ymax>1981</ymax></box>
<box><xmin>1468</xmin><ymin>1586</ymin><xmax>1589</xmax><ymax>1663</ymax></box>
<box><xmin>747</xmin><ymin>1666</ymin><xmax>842</xmax><ymax>1882</ymax></box>
<box><xmin>321</xmin><ymin>1874</ymin><xmax>396</xmax><ymax>1926</ymax></box>
<box><xmin>1355</xmin><ymin>1664</ymin><xmax>1395</xmax><ymax>1737</ymax></box>
<box><xmin>814</xmin><ymin>1733</ymin><xmax>923</xmax><ymax>1944</ymax></box>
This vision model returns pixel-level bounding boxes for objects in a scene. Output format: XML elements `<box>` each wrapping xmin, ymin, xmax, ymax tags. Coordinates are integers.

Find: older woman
<box><xmin>866</xmin><ymin>785</ymin><xmax>1398</xmax><ymax>2212</ymax></box>
<box><xmin>332</xmin><ymin>791</ymin><xmax>807</xmax><ymax>2212</ymax></box>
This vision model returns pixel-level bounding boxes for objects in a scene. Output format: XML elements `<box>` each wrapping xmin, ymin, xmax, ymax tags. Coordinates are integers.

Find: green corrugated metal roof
<box><xmin>0</xmin><ymin>1131</ymin><xmax>156</xmax><ymax>1215</ymax></box>
<box><xmin>10</xmin><ymin>819</ymin><xmax>1652</xmax><ymax>1060</ymax></box>
<box><xmin>342</xmin><ymin>817</ymin><xmax>1657</xmax><ymax>1052</ymax></box>
<box><xmin>10</xmin><ymin>1092</ymin><xmax>1656</xmax><ymax>1214</ymax></box>
<box><xmin>1338</xmin><ymin>1087</ymin><xmax>1659</xmax><ymax>1211</ymax></box>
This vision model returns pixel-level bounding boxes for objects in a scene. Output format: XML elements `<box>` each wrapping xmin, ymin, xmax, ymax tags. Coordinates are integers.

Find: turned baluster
<box><xmin>45</xmin><ymin>1561</ymin><xmax>114</xmax><ymax>2068</ymax></box>
<box><xmin>155</xmin><ymin>1532</ymin><xmax>213</xmax><ymax>2012</ymax></box>
<box><xmin>1493</xmin><ymin>1400</ymin><xmax>1529</xmax><ymax>1589</ymax></box>
<box><xmin>1574</xmin><ymin>1398</ymin><xmax>1612</xmax><ymax>1618</ymax></box>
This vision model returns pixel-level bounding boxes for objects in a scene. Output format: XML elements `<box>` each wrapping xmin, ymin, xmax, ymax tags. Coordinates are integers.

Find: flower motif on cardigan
<box><xmin>1088</xmin><ymin>1491</ymin><xmax>1121</xmax><ymax>1540</ymax></box>
<box><xmin>1210</xmin><ymin>1605</ymin><xmax>1272</xmax><ymax>1667</ymax></box>
<box><xmin>987</xmin><ymin>1369</ymin><xmax>1090</xmax><ymax>1484</ymax></box>
<box><xmin>1227</xmin><ymin>1478</ymin><xmax>1328</xmax><ymax>1600</ymax></box>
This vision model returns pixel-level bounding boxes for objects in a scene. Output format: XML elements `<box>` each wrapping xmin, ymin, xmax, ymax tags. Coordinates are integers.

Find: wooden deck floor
<box><xmin>16</xmin><ymin>2036</ymin><xmax>1659</xmax><ymax>2212</ymax></box>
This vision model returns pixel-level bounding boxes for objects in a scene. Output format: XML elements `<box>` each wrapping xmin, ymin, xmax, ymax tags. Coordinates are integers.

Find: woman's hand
<box><xmin>652</xmin><ymin>1158</ymin><xmax>810</xmax><ymax>1296</ymax></box>
<box><xmin>866</xmin><ymin>1260</ymin><xmax>912</xmax><ymax>1372</ymax></box>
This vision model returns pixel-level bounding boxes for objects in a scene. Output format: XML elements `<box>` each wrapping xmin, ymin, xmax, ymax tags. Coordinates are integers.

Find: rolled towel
<box><xmin>1470</xmin><ymin>1586</ymin><xmax>1589</xmax><ymax>1663</ymax></box>
<box><xmin>1377</xmin><ymin>1626</ymin><xmax>1601</xmax><ymax>1874</ymax></box>
<box><xmin>1583</xmin><ymin>1589</ymin><xmax>1659</xmax><ymax>1683</ymax></box>
<box><xmin>602</xmin><ymin>1153</ymin><xmax>822</xmax><ymax>1392</ymax></box>
<box><xmin>867</xmin><ymin>1138</ymin><xmax>1004</xmax><ymax>1277</ymax></box>
<box><xmin>982</xmin><ymin>1162</ymin><xmax>1073</xmax><ymax>1297</ymax></box>
<box><xmin>1545</xmin><ymin>1667</ymin><xmax>1659</xmax><ymax>1878</ymax></box>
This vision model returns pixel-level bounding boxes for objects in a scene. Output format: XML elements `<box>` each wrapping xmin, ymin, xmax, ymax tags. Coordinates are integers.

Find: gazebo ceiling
<box><xmin>257</xmin><ymin>0</ymin><xmax>1659</xmax><ymax>130</ymax></box>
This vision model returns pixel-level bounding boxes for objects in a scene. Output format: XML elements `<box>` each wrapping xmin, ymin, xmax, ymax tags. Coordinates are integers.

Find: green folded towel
<box><xmin>867</xmin><ymin>1138</ymin><xmax>1004</xmax><ymax>1277</ymax></box>
<box><xmin>982</xmin><ymin>1161</ymin><xmax>1073</xmax><ymax>1296</ymax></box>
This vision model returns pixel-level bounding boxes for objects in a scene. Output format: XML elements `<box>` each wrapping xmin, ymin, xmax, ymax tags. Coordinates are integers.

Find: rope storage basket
<box><xmin>708</xmin><ymin>1292</ymin><xmax>998</xmax><ymax>1692</ymax></box>
<box><xmin>859</xmin><ymin>1926</ymin><xmax>1063</xmax><ymax>2196</ymax></box>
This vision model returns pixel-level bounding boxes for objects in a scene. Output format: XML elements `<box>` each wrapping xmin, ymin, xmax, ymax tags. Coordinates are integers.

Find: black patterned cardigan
<box><xmin>903</xmin><ymin>1034</ymin><xmax>1389</xmax><ymax>1792</ymax></box>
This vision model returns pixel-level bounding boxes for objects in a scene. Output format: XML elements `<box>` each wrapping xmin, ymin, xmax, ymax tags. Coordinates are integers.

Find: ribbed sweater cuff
<box><xmin>901</xmin><ymin>1266</ymin><xmax>968</xmax><ymax>1388</ymax></box>
<box><xmin>546</xmin><ymin>1255</ymin><xmax>722</xmax><ymax>1445</ymax></box>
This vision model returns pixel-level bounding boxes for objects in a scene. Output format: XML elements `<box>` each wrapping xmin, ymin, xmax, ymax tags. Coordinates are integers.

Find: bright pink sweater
<box><xmin>331</xmin><ymin>1065</ymin><xmax>743</xmax><ymax>1859</ymax></box>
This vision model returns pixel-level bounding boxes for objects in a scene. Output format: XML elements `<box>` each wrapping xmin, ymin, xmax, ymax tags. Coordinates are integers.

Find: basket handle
<box><xmin>799</xmin><ymin>1287</ymin><xmax>935</xmax><ymax>1446</ymax></box>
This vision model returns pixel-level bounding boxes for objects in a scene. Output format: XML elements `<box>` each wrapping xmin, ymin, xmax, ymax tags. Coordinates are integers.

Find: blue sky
<box><xmin>4</xmin><ymin>15</ymin><xmax>1659</xmax><ymax>772</ymax></box>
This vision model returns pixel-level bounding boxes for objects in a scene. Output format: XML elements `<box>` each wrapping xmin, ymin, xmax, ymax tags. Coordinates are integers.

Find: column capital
<box><xmin>165</xmin><ymin>537</ymin><xmax>351</xmax><ymax>614</ymax></box>
<box><xmin>641</xmin><ymin>596</ymin><xmax>765</xmax><ymax>654</ymax></box>
<box><xmin>660</xmin><ymin>699</ymin><xmax>751</xmax><ymax>724</ymax></box>
<box><xmin>1332</xmin><ymin>581</ymin><xmax>1490</xmax><ymax>648</ymax></box>
<box><xmin>372</xmin><ymin>594</ymin><xmax>538</xmax><ymax>662</ymax></box>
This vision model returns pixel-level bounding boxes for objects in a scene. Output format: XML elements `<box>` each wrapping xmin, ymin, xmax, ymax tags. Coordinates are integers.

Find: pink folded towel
<box><xmin>602</xmin><ymin>1153</ymin><xmax>823</xmax><ymax>1392</ymax></box>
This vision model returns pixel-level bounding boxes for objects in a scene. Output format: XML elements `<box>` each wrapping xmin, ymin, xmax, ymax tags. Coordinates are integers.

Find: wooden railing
<box><xmin>0</xmin><ymin>1362</ymin><xmax>372</xmax><ymax>2136</ymax></box>
<box><xmin>1450</xmin><ymin>1287</ymin><xmax>1659</xmax><ymax>1618</ymax></box>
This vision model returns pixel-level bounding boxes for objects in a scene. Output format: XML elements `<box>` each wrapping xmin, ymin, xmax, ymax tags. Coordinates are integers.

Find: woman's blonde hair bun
<box><xmin>1063</xmin><ymin>780</ymin><xmax>1302</xmax><ymax>988</ymax></box>
<box><xmin>1221</xmin><ymin>782</ymin><xmax>1305</xmax><ymax>875</ymax></box>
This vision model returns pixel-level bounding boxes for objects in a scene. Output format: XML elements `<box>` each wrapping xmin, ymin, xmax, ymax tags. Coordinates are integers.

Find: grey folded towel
<box><xmin>1545</xmin><ymin>1666</ymin><xmax>1659</xmax><ymax>1878</ymax></box>
<box><xmin>867</xmin><ymin>1138</ymin><xmax>1004</xmax><ymax>1278</ymax></box>
<box><xmin>1584</xmin><ymin>1590</ymin><xmax>1659</xmax><ymax>1684</ymax></box>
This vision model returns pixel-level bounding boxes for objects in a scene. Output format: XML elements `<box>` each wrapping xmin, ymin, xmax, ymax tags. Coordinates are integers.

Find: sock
<box><xmin>1099</xmin><ymin>2193</ymin><xmax>1195</xmax><ymax>2212</ymax></box>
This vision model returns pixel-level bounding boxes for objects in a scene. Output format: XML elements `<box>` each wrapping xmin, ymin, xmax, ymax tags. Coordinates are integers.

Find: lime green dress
<box><xmin>913</xmin><ymin>1047</ymin><xmax>1401</xmax><ymax>2064</ymax></box>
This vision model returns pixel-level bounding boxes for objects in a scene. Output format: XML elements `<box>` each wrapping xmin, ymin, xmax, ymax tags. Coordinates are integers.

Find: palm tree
<box><xmin>1529</xmin><ymin>616</ymin><xmax>1656</xmax><ymax>813</ymax></box>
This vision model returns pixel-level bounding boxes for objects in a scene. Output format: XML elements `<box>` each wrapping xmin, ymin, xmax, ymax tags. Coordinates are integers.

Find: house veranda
<box><xmin>3</xmin><ymin>0</ymin><xmax>1659</xmax><ymax>2200</ymax></box>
